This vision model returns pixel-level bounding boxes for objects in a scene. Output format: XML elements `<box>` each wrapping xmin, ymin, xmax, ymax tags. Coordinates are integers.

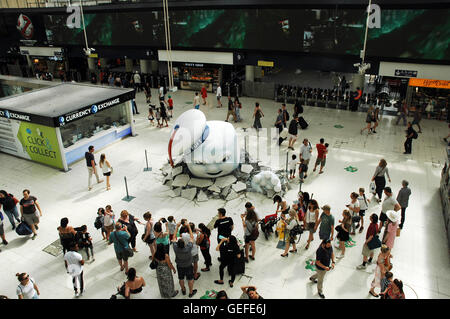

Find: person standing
<box><xmin>213</xmin><ymin>208</ymin><xmax>234</xmax><ymax>244</ymax></box>
<box><xmin>361</xmin><ymin>106</ymin><xmax>375</xmax><ymax>135</ymax></box>
<box><xmin>57</xmin><ymin>217</ymin><xmax>76</xmax><ymax>255</ymax></box>
<box><xmin>411</xmin><ymin>106</ymin><xmax>422</xmax><ymax>133</ymax></box>
<box><xmin>396</xmin><ymin>180</ymin><xmax>411</xmax><ymax>230</ymax></box>
<box><xmin>75</xmin><ymin>225</ymin><xmax>95</xmax><ymax>263</ymax></box>
<box><xmin>16</xmin><ymin>273</ymin><xmax>40</xmax><ymax>299</ymax></box>
<box><xmin>369</xmin><ymin>245</ymin><xmax>391</xmax><ymax>297</ymax></box>
<box><xmin>225</xmin><ymin>96</ymin><xmax>236</xmax><ymax>122</ymax></box>
<box><xmin>214</xmin><ymin>235</ymin><xmax>241</xmax><ymax>288</ymax></box>
<box><xmin>104</xmin><ymin>205</ymin><xmax>115</xmax><ymax>241</ymax></box>
<box><xmin>281</xmin><ymin>103</ymin><xmax>289</xmax><ymax>128</ymax></box>
<box><xmin>216</xmin><ymin>84</ymin><xmax>222</xmax><ymax>108</ymax></box>
<box><xmin>19</xmin><ymin>189</ymin><xmax>42</xmax><ymax>240</ymax></box>
<box><xmin>309</xmin><ymin>239</ymin><xmax>335</xmax><ymax>299</ymax></box>
<box><xmin>371</xmin><ymin>159</ymin><xmax>391</xmax><ymax>202</ymax></box>
<box><xmin>181</xmin><ymin>223</ymin><xmax>201</xmax><ymax>280</ymax></box>
<box><xmin>0</xmin><ymin>190</ymin><xmax>21</xmax><ymax>230</ymax></box>
<box><xmin>0</xmin><ymin>211</ymin><xmax>8</xmax><ymax>248</ymax></box>
<box><xmin>109</xmin><ymin>222</ymin><xmax>132</xmax><ymax>274</ymax></box>
<box><xmin>274</xmin><ymin>108</ymin><xmax>284</xmax><ymax>145</ymax></box>
<box><xmin>336</xmin><ymin>210</ymin><xmax>351</xmax><ymax>259</ymax></box>
<box><xmin>287</xmin><ymin>116</ymin><xmax>299</xmax><ymax>150</ymax></box>
<box><xmin>142</xmin><ymin>212</ymin><xmax>156</xmax><ymax>259</ymax></box>
<box><xmin>347</xmin><ymin>192</ymin><xmax>360</xmax><ymax>235</ymax></box>
<box><xmin>85</xmin><ymin>145</ymin><xmax>103</xmax><ymax>191</ymax></box>
<box><xmin>159</xmin><ymin>85</ymin><xmax>165</xmax><ymax>102</ymax></box>
<box><xmin>356</xmin><ymin>188</ymin><xmax>370</xmax><ymax>233</ymax></box>
<box><xmin>64</xmin><ymin>243</ymin><xmax>85</xmax><ymax>297</ymax></box>
<box><xmin>280</xmin><ymin>209</ymin><xmax>300</xmax><ymax>257</ymax></box>
<box><xmin>395</xmin><ymin>99</ymin><xmax>408</xmax><ymax>126</ymax></box>
<box><xmin>118</xmin><ymin>210</ymin><xmax>142</xmax><ymax>253</ymax></box>
<box><xmin>299</xmin><ymin>139</ymin><xmax>312</xmax><ymax>179</ymax></box>
<box><xmin>304</xmin><ymin>199</ymin><xmax>319</xmax><ymax>250</ymax></box>
<box><xmin>313</xmin><ymin>138</ymin><xmax>327</xmax><ymax>174</ymax></box>
<box><xmin>133</xmin><ymin>71</ymin><xmax>141</xmax><ymax>92</ymax></box>
<box><xmin>379</xmin><ymin>187</ymin><xmax>401</xmax><ymax>233</ymax></box>
<box><xmin>356</xmin><ymin>214</ymin><xmax>379</xmax><ymax>270</ymax></box>
<box><xmin>252</xmin><ymin>102</ymin><xmax>264</xmax><ymax>130</ymax></box>
<box><xmin>144</xmin><ymin>82</ymin><xmax>152</xmax><ymax>103</ymax></box>
<box><xmin>193</xmin><ymin>92</ymin><xmax>201</xmax><ymax>110</ymax></box>
<box><xmin>172</xmin><ymin>221</ymin><xmax>197</xmax><ymax>298</ymax></box>
<box><xmin>314</xmin><ymin>205</ymin><xmax>335</xmax><ymax>241</ymax></box>
<box><xmin>99</xmin><ymin>154</ymin><xmax>112</xmax><ymax>190</ymax></box>
<box><xmin>382</xmin><ymin>210</ymin><xmax>401</xmax><ymax>250</ymax></box>
<box><xmin>197</xmin><ymin>223</ymin><xmax>212</xmax><ymax>272</ymax></box>
<box><xmin>154</xmin><ymin>243</ymin><xmax>178</xmax><ymax>298</ymax></box>
<box><xmin>404</xmin><ymin>122</ymin><xmax>416</xmax><ymax>154</ymax></box>
<box><xmin>201</xmin><ymin>85</ymin><xmax>208</xmax><ymax>105</ymax></box>
<box><xmin>241</xmin><ymin>208</ymin><xmax>259</xmax><ymax>262</ymax></box>
<box><xmin>234</xmin><ymin>96</ymin><xmax>241</xmax><ymax>122</ymax></box>
<box><xmin>159</xmin><ymin>101</ymin><xmax>169</xmax><ymax>127</ymax></box>
<box><xmin>167</xmin><ymin>95</ymin><xmax>174</xmax><ymax>118</ymax></box>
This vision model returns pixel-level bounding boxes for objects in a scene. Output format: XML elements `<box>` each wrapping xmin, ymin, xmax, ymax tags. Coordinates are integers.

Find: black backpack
<box><xmin>412</xmin><ymin>130</ymin><xmax>418</xmax><ymax>139</ymax></box>
<box><xmin>94</xmin><ymin>216</ymin><xmax>103</xmax><ymax>229</ymax></box>
<box><xmin>285</xmin><ymin>110</ymin><xmax>290</xmax><ymax>122</ymax></box>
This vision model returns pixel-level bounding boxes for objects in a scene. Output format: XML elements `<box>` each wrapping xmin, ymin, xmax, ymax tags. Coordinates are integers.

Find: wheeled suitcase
<box><xmin>298</xmin><ymin>116</ymin><xmax>308</xmax><ymax>129</ymax></box>
<box><xmin>16</xmin><ymin>221</ymin><xmax>32</xmax><ymax>236</ymax></box>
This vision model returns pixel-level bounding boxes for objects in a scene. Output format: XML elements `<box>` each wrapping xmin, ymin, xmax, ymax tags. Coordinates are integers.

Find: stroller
<box><xmin>259</xmin><ymin>213</ymin><xmax>280</xmax><ymax>240</ymax></box>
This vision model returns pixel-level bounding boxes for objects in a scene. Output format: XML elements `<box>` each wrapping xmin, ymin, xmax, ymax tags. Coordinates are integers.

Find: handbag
<box><xmin>149</xmin><ymin>260</ymin><xmax>158</xmax><ymax>270</ymax></box>
<box><xmin>369</xmin><ymin>181</ymin><xmax>376</xmax><ymax>194</ymax></box>
<box><xmin>250</xmin><ymin>222</ymin><xmax>259</xmax><ymax>240</ymax></box>
<box><xmin>113</xmin><ymin>232</ymin><xmax>134</xmax><ymax>258</ymax></box>
<box><xmin>396</xmin><ymin>228</ymin><xmax>401</xmax><ymax>237</ymax></box>
<box><xmin>367</xmin><ymin>234</ymin><xmax>382</xmax><ymax>250</ymax></box>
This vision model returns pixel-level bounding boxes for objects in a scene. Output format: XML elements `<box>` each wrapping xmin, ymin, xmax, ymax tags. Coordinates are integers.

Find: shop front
<box><xmin>0</xmin><ymin>83</ymin><xmax>135</xmax><ymax>171</ymax></box>
<box><xmin>174</xmin><ymin>62</ymin><xmax>221</xmax><ymax>93</ymax></box>
<box><xmin>407</xmin><ymin>78</ymin><xmax>450</xmax><ymax>120</ymax></box>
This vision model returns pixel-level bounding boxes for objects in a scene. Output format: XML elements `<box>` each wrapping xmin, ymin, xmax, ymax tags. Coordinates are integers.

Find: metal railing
<box><xmin>0</xmin><ymin>0</ymin><xmax>197</xmax><ymax>9</ymax></box>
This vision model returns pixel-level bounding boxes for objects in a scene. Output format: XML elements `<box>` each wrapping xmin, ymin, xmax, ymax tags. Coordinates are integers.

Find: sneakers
<box><xmin>189</xmin><ymin>289</ymin><xmax>197</xmax><ymax>298</ymax></box>
<box><xmin>356</xmin><ymin>264</ymin><xmax>366</xmax><ymax>270</ymax></box>
<box><xmin>318</xmin><ymin>292</ymin><xmax>325</xmax><ymax>299</ymax></box>
<box><xmin>31</xmin><ymin>234</ymin><xmax>37</xmax><ymax>240</ymax></box>
<box><xmin>74</xmin><ymin>290</ymin><xmax>80</xmax><ymax>297</ymax></box>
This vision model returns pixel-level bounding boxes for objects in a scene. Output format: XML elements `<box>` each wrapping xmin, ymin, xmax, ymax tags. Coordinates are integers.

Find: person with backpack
<box><xmin>75</xmin><ymin>225</ymin><xmax>95</xmax><ymax>263</ymax></box>
<box><xmin>16</xmin><ymin>273</ymin><xmax>40</xmax><ymax>299</ymax></box>
<box><xmin>280</xmin><ymin>209</ymin><xmax>301</xmax><ymax>257</ymax></box>
<box><xmin>0</xmin><ymin>211</ymin><xmax>8</xmax><ymax>249</ymax></box>
<box><xmin>19</xmin><ymin>189</ymin><xmax>43</xmax><ymax>240</ymax></box>
<box><xmin>404</xmin><ymin>122</ymin><xmax>417</xmax><ymax>154</ymax></box>
<box><xmin>0</xmin><ymin>190</ymin><xmax>21</xmax><ymax>230</ymax></box>
<box><xmin>241</xmin><ymin>208</ymin><xmax>259</xmax><ymax>262</ymax></box>
<box><xmin>95</xmin><ymin>207</ymin><xmax>106</xmax><ymax>240</ymax></box>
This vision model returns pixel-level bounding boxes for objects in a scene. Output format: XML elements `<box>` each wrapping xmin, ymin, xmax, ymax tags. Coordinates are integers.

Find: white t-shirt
<box><xmin>194</xmin><ymin>96</ymin><xmax>200</xmax><ymax>106</ymax></box>
<box><xmin>216</xmin><ymin>86</ymin><xmax>222</xmax><ymax>97</ymax></box>
<box><xmin>101</xmin><ymin>161</ymin><xmax>110</xmax><ymax>174</ymax></box>
<box><xmin>348</xmin><ymin>200</ymin><xmax>360</xmax><ymax>217</ymax></box>
<box><xmin>182</xmin><ymin>232</ymin><xmax>199</xmax><ymax>256</ymax></box>
<box><xmin>159</xmin><ymin>87</ymin><xmax>164</xmax><ymax>97</ymax></box>
<box><xmin>358</xmin><ymin>195</ymin><xmax>369</xmax><ymax>210</ymax></box>
<box><xmin>300</xmin><ymin>144</ymin><xmax>312</xmax><ymax>161</ymax></box>
<box><xmin>104</xmin><ymin>211</ymin><xmax>114</xmax><ymax>227</ymax></box>
<box><xmin>382</xmin><ymin>196</ymin><xmax>398</xmax><ymax>213</ymax></box>
<box><xmin>16</xmin><ymin>277</ymin><xmax>37</xmax><ymax>299</ymax></box>
<box><xmin>288</xmin><ymin>159</ymin><xmax>297</xmax><ymax>171</ymax></box>
<box><xmin>64</xmin><ymin>251</ymin><xmax>83</xmax><ymax>276</ymax></box>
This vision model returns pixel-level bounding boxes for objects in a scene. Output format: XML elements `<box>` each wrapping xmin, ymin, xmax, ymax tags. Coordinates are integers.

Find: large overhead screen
<box><xmin>4</xmin><ymin>8</ymin><xmax>449</xmax><ymax>61</ymax></box>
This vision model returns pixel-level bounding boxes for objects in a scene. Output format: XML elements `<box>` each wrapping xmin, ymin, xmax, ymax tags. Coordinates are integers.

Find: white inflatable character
<box><xmin>168</xmin><ymin>109</ymin><xmax>240</xmax><ymax>178</ymax></box>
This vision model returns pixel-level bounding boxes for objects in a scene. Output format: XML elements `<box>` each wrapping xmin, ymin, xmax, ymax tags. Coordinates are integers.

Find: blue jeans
<box><xmin>4</xmin><ymin>206</ymin><xmax>20</xmax><ymax>228</ymax></box>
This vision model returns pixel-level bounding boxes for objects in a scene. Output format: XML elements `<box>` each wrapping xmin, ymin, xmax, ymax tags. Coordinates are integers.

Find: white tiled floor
<box><xmin>0</xmin><ymin>87</ymin><xmax>449</xmax><ymax>299</ymax></box>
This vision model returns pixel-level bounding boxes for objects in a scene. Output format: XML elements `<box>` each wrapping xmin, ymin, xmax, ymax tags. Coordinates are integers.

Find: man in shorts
<box><xmin>287</xmin><ymin>116</ymin><xmax>299</xmax><ymax>150</ymax></box>
<box><xmin>167</xmin><ymin>95</ymin><xmax>174</xmax><ymax>118</ymax></box>
<box><xmin>108</xmin><ymin>223</ymin><xmax>131</xmax><ymax>274</ymax></box>
<box><xmin>19</xmin><ymin>189</ymin><xmax>43</xmax><ymax>240</ymax></box>
<box><xmin>313</xmin><ymin>138</ymin><xmax>328</xmax><ymax>174</ymax></box>
<box><xmin>225</xmin><ymin>96</ymin><xmax>236</xmax><ymax>122</ymax></box>
<box><xmin>172</xmin><ymin>221</ymin><xmax>197</xmax><ymax>298</ymax></box>
<box><xmin>299</xmin><ymin>139</ymin><xmax>312</xmax><ymax>178</ymax></box>
<box><xmin>379</xmin><ymin>187</ymin><xmax>401</xmax><ymax>233</ymax></box>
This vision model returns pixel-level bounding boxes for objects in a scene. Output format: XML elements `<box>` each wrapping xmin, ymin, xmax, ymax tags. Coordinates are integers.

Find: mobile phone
<box><xmin>218</xmin><ymin>235</ymin><xmax>226</xmax><ymax>240</ymax></box>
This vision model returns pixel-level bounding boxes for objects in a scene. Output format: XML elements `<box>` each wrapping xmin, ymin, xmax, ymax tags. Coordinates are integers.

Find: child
<box><xmin>379</xmin><ymin>271</ymin><xmax>394</xmax><ymax>299</ymax></box>
<box><xmin>96</xmin><ymin>208</ymin><xmax>106</xmax><ymax>240</ymax></box>
<box><xmin>167</xmin><ymin>216</ymin><xmax>176</xmax><ymax>242</ymax></box>
<box><xmin>148</xmin><ymin>105</ymin><xmax>155</xmax><ymax>126</ymax></box>
<box><xmin>155</xmin><ymin>107</ymin><xmax>162</xmax><ymax>128</ymax></box>
<box><xmin>357</xmin><ymin>187</ymin><xmax>370</xmax><ymax>233</ymax></box>
<box><xmin>75</xmin><ymin>225</ymin><xmax>95</xmax><ymax>263</ymax></box>
<box><xmin>167</xmin><ymin>95</ymin><xmax>174</xmax><ymax>118</ymax></box>
<box><xmin>298</xmin><ymin>158</ymin><xmax>308</xmax><ymax>182</ymax></box>
<box><xmin>288</xmin><ymin>154</ymin><xmax>298</xmax><ymax>179</ymax></box>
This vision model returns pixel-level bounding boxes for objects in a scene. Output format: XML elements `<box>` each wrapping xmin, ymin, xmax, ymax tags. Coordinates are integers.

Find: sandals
<box><xmin>359</xmin><ymin>226</ymin><xmax>364</xmax><ymax>233</ymax></box>
<box><xmin>281</xmin><ymin>253</ymin><xmax>289</xmax><ymax>257</ymax></box>
<box><xmin>249</xmin><ymin>256</ymin><xmax>255</xmax><ymax>260</ymax></box>
<box><xmin>289</xmin><ymin>249</ymin><xmax>298</xmax><ymax>253</ymax></box>
<box><xmin>194</xmin><ymin>273</ymin><xmax>201</xmax><ymax>280</ymax></box>
<box><xmin>214</xmin><ymin>280</ymin><xmax>224</xmax><ymax>285</ymax></box>
<box><xmin>369</xmin><ymin>290</ymin><xmax>379</xmax><ymax>298</ymax></box>
<box><xmin>201</xmin><ymin>268</ymin><xmax>210</xmax><ymax>272</ymax></box>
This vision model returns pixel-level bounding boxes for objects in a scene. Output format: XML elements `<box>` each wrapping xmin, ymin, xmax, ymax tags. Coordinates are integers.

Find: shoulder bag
<box><xmin>367</xmin><ymin>234</ymin><xmax>382</xmax><ymax>250</ymax></box>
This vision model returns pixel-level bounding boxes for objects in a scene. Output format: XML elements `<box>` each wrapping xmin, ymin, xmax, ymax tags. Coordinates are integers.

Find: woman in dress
<box><xmin>142</xmin><ymin>212</ymin><xmax>156</xmax><ymax>259</ymax></box>
<box><xmin>118</xmin><ymin>267</ymin><xmax>145</xmax><ymax>299</ymax></box>
<box><xmin>336</xmin><ymin>210</ymin><xmax>351</xmax><ymax>259</ymax></box>
<box><xmin>369</xmin><ymin>244</ymin><xmax>391</xmax><ymax>297</ymax></box>
<box><xmin>280</xmin><ymin>209</ymin><xmax>301</xmax><ymax>257</ymax></box>
<box><xmin>155</xmin><ymin>243</ymin><xmax>179</xmax><ymax>298</ymax></box>
<box><xmin>371</xmin><ymin>159</ymin><xmax>391</xmax><ymax>202</ymax></box>
<box><xmin>154</xmin><ymin>219</ymin><xmax>170</xmax><ymax>255</ymax></box>
<box><xmin>304</xmin><ymin>199</ymin><xmax>319</xmax><ymax>250</ymax></box>
<box><xmin>383</xmin><ymin>210</ymin><xmax>400</xmax><ymax>250</ymax></box>
<box><xmin>197</xmin><ymin>223</ymin><xmax>212</xmax><ymax>272</ymax></box>
<box><xmin>118</xmin><ymin>210</ymin><xmax>142</xmax><ymax>252</ymax></box>
<box><xmin>16</xmin><ymin>273</ymin><xmax>40</xmax><ymax>299</ymax></box>
<box><xmin>99</xmin><ymin>154</ymin><xmax>112</xmax><ymax>190</ymax></box>
<box><xmin>241</xmin><ymin>208</ymin><xmax>259</xmax><ymax>262</ymax></box>
<box><xmin>252</xmin><ymin>102</ymin><xmax>264</xmax><ymax>130</ymax></box>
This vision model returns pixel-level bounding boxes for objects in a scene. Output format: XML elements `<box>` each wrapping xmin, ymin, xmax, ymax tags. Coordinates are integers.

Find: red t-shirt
<box><xmin>168</xmin><ymin>98</ymin><xmax>173</xmax><ymax>107</ymax></box>
<box><xmin>366</xmin><ymin>223</ymin><xmax>378</xmax><ymax>240</ymax></box>
<box><xmin>316</xmin><ymin>143</ymin><xmax>327</xmax><ymax>159</ymax></box>
<box><xmin>201</xmin><ymin>87</ymin><xmax>207</xmax><ymax>98</ymax></box>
